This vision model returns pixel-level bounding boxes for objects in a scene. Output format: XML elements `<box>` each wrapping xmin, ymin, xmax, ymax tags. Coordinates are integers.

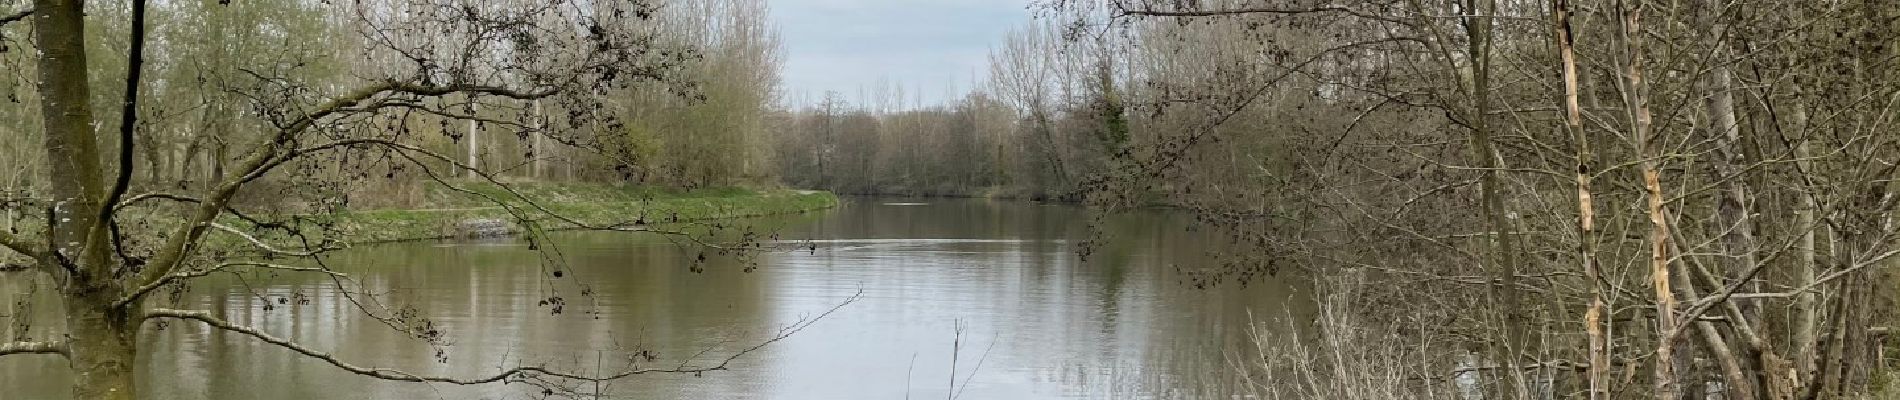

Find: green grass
<box><xmin>227</xmin><ymin>182</ymin><xmax>836</xmax><ymax>245</ymax></box>
<box><xmin>0</xmin><ymin>182</ymin><xmax>834</xmax><ymax>265</ymax></box>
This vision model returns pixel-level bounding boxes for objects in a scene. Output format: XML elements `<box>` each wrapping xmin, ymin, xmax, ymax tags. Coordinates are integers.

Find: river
<box><xmin>1</xmin><ymin>197</ymin><xmax>1310</xmax><ymax>399</ymax></box>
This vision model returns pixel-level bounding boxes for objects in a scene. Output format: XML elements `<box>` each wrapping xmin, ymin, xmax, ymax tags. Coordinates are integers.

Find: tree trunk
<box><xmin>142</xmin><ymin>138</ymin><xmax>163</xmax><ymax>185</ymax></box>
<box><xmin>1697</xmin><ymin>1</ymin><xmax>1766</xmax><ymax>397</ymax></box>
<box><xmin>210</xmin><ymin>137</ymin><xmax>227</xmax><ymax>187</ymax></box>
<box><xmin>466</xmin><ymin>101</ymin><xmax>481</xmax><ymax>178</ymax></box>
<box><xmin>32</xmin><ymin>0</ymin><xmax>108</xmax><ymax>276</ymax></box>
<box><xmin>33</xmin><ymin>1</ymin><xmax>137</xmax><ymax>398</ymax></box>
<box><xmin>1614</xmin><ymin>0</ymin><xmax>1680</xmax><ymax>397</ymax></box>
<box><xmin>1463</xmin><ymin>0</ymin><xmax>1525</xmax><ymax>395</ymax></box>
<box><xmin>532</xmin><ymin>100</ymin><xmax>545</xmax><ymax>179</ymax></box>
<box><xmin>1031</xmin><ymin>109</ymin><xmax>1066</xmax><ymax>193</ymax></box>
<box><xmin>177</xmin><ymin>100</ymin><xmax>226</xmax><ymax>190</ymax></box>
<box><xmin>1553</xmin><ymin>0</ymin><xmax>1608</xmax><ymax>396</ymax></box>
<box><xmin>65</xmin><ymin>296</ymin><xmax>137</xmax><ymax>400</ymax></box>
<box><xmin>1668</xmin><ymin>246</ymin><xmax>1757</xmax><ymax>400</ymax></box>
<box><xmin>1791</xmin><ymin>98</ymin><xmax>1819</xmax><ymax>387</ymax></box>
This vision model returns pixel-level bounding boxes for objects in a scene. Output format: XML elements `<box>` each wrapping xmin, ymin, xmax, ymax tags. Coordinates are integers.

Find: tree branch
<box><xmin>1723</xmin><ymin>248</ymin><xmax>1900</xmax><ymax>301</ymax></box>
<box><xmin>1665</xmin><ymin>241</ymin><xmax>1900</xmax><ymax>347</ymax></box>
<box><xmin>117</xmin><ymin>262</ymin><xmax>348</xmax><ymax>308</ymax></box>
<box><xmin>0</xmin><ymin>231</ymin><xmax>44</xmax><ymax>261</ymax></box>
<box><xmin>143</xmin><ymin>291</ymin><xmax>858</xmax><ymax>387</ymax></box>
<box><xmin>0</xmin><ymin>340</ymin><xmax>68</xmax><ymax>359</ymax></box>
<box><xmin>0</xmin><ymin>8</ymin><xmax>29</xmax><ymax>27</ymax></box>
<box><xmin>207</xmin><ymin>223</ymin><xmax>338</xmax><ymax>257</ymax></box>
<box><xmin>148</xmin><ymin>308</ymin><xmax>532</xmax><ymax>384</ymax></box>
<box><xmin>98</xmin><ymin>0</ymin><xmax>147</xmax><ymax>228</ymax></box>
<box><xmin>130</xmin><ymin>82</ymin><xmax>564</xmax><ymax>303</ymax></box>
<box><xmin>114</xmin><ymin>192</ymin><xmax>202</xmax><ymax>211</ymax></box>
<box><xmin>1117</xmin><ymin>5</ymin><xmax>1407</xmax><ymax>24</ymax></box>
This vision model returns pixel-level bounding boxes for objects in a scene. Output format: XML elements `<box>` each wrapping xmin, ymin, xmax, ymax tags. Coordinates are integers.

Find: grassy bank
<box><xmin>239</xmin><ymin>182</ymin><xmax>837</xmax><ymax>245</ymax></box>
<box><xmin>827</xmin><ymin>185</ymin><xmax>1079</xmax><ymax>202</ymax></box>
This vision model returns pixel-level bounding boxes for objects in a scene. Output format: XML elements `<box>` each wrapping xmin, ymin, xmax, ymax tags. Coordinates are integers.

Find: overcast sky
<box><xmin>770</xmin><ymin>0</ymin><xmax>1035</xmax><ymax>108</ymax></box>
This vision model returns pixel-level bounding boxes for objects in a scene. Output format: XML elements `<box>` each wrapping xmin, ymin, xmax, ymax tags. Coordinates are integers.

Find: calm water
<box><xmin>2</xmin><ymin>197</ymin><xmax>1310</xmax><ymax>399</ymax></box>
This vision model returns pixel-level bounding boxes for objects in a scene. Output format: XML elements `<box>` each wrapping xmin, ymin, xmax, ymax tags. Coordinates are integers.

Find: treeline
<box><xmin>773</xmin><ymin>90</ymin><xmax>1017</xmax><ymax>198</ymax></box>
<box><xmin>772</xmin><ymin>23</ymin><xmax>1131</xmax><ymax>200</ymax></box>
<box><xmin>0</xmin><ymin>0</ymin><xmax>784</xmax><ymax>211</ymax></box>
<box><xmin>1009</xmin><ymin>0</ymin><xmax>1900</xmax><ymax>399</ymax></box>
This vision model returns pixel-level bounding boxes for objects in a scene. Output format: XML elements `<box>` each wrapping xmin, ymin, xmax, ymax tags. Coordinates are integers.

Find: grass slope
<box><xmin>239</xmin><ymin>182</ymin><xmax>836</xmax><ymax>245</ymax></box>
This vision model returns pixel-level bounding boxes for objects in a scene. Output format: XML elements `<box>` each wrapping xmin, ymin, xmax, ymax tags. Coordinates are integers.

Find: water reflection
<box><xmin>2</xmin><ymin>197</ymin><xmax>1310</xmax><ymax>399</ymax></box>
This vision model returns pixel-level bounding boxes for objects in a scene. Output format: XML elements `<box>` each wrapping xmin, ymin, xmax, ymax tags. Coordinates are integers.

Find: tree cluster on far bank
<box><xmin>771</xmin><ymin>22</ymin><xmax>1133</xmax><ymax>200</ymax></box>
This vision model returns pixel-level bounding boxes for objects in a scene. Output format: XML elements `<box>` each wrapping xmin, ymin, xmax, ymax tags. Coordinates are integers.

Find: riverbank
<box><xmin>827</xmin><ymin>186</ymin><xmax>1081</xmax><ymax>203</ymax></box>
<box><xmin>829</xmin><ymin>184</ymin><xmax>1178</xmax><ymax>206</ymax></box>
<box><xmin>241</xmin><ymin>182</ymin><xmax>838</xmax><ymax>245</ymax></box>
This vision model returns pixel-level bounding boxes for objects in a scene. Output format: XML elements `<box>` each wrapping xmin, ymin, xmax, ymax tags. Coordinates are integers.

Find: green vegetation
<box><xmin>244</xmin><ymin>182</ymin><xmax>836</xmax><ymax>245</ymax></box>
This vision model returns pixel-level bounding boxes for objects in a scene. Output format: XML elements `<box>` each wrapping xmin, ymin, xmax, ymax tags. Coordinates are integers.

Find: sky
<box><xmin>769</xmin><ymin>0</ymin><xmax>1035</xmax><ymax>108</ymax></box>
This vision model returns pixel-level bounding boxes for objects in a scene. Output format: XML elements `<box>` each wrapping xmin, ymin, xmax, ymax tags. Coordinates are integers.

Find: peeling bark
<box><xmin>1613</xmin><ymin>0</ymin><xmax>1680</xmax><ymax>397</ymax></box>
<box><xmin>1552</xmin><ymin>0</ymin><xmax>1607</xmax><ymax>396</ymax></box>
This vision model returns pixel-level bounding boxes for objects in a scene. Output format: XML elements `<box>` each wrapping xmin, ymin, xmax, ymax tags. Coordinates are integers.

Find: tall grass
<box><xmin>1235</xmin><ymin>271</ymin><xmax>1461</xmax><ymax>400</ymax></box>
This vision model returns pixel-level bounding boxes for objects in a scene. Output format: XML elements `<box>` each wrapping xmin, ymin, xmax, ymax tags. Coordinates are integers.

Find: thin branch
<box><xmin>0</xmin><ymin>340</ymin><xmax>68</xmax><ymax>359</ymax></box>
<box><xmin>594</xmin><ymin>289</ymin><xmax>862</xmax><ymax>380</ymax></box>
<box><xmin>0</xmin><ymin>8</ymin><xmax>29</xmax><ymax>27</ymax></box>
<box><xmin>1725</xmin><ymin>248</ymin><xmax>1900</xmax><ymax>301</ymax></box>
<box><xmin>148</xmin><ymin>308</ymin><xmax>539</xmax><ymax>384</ymax></box>
<box><xmin>207</xmin><ymin>223</ymin><xmax>338</xmax><ymax>258</ymax></box>
<box><xmin>1666</xmin><ymin>243</ymin><xmax>1900</xmax><ymax>346</ymax></box>
<box><xmin>143</xmin><ymin>291</ymin><xmax>859</xmax><ymax>386</ymax></box>
<box><xmin>0</xmin><ymin>231</ymin><xmax>44</xmax><ymax>261</ymax></box>
<box><xmin>1118</xmin><ymin>5</ymin><xmax>1407</xmax><ymax>24</ymax></box>
<box><xmin>132</xmin><ymin>81</ymin><xmax>565</xmax><ymax>299</ymax></box>
<box><xmin>118</xmin><ymin>262</ymin><xmax>349</xmax><ymax>308</ymax></box>
<box><xmin>1100</xmin><ymin>36</ymin><xmax>1425</xmax><ymax>192</ymax></box>
<box><xmin>114</xmin><ymin>192</ymin><xmax>202</xmax><ymax>210</ymax></box>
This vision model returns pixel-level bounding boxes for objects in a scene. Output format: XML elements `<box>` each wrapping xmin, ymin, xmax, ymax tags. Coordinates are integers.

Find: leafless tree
<box><xmin>1031</xmin><ymin>0</ymin><xmax>1900</xmax><ymax>399</ymax></box>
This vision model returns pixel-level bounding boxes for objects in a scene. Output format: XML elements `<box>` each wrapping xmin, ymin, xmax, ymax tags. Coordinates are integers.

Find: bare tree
<box><xmin>1032</xmin><ymin>0</ymin><xmax>1900</xmax><ymax>398</ymax></box>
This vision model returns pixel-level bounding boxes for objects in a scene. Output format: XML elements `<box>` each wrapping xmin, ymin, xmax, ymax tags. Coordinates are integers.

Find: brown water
<box><xmin>1</xmin><ymin>197</ymin><xmax>1309</xmax><ymax>399</ymax></box>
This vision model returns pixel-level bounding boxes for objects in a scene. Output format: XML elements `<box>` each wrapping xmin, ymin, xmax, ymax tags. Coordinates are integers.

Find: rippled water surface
<box><xmin>2</xmin><ymin>197</ymin><xmax>1308</xmax><ymax>399</ymax></box>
